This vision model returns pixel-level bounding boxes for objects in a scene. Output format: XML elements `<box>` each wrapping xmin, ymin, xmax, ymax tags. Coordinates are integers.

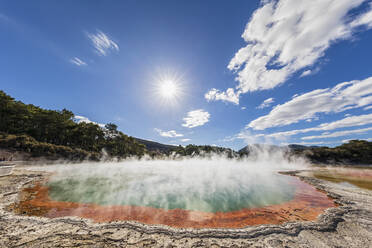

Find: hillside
<box><xmin>134</xmin><ymin>138</ymin><xmax>178</xmax><ymax>152</ymax></box>
<box><xmin>303</xmin><ymin>140</ymin><xmax>372</xmax><ymax>165</ymax></box>
<box><xmin>0</xmin><ymin>90</ymin><xmax>146</xmax><ymax>160</ymax></box>
<box><xmin>238</xmin><ymin>142</ymin><xmax>372</xmax><ymax>165</ymax></box>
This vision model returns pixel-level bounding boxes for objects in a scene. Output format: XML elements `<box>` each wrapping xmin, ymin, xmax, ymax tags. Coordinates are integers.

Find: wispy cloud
<box><xmin>86</xmin><ymin>30</ymin><xmax>119</xmax><ymax>56</ymax></box>
<box><xmin>70</xmin><ymin>57</ymin><xmax>87</xmax><ymax>66</ymax></box>
<box><xmin>180</xmin><ymin>138</ymin><xmax>191</xmax><ymax>142</ymax></box>
<box><xmin>300</xmin><ymin>70</ymin><xmax>312</xmax><ymax>78</ymax></box>
<box><xmin>265</xmin><ymin>113</ymin><xmax>372</xmax><ymax>139</ymax></box>
<box><xmin>248</xmin><ymin>76</ymin><xmax>372</xmax><ymax>130</ymax></box>
<box><xmin>226</xmin><ymin>113</ymin><xmax>372</xmax><ymax>146</ymax></box>
<box><xmin>257</xmin><ymin>97</ymin><xmax>275</xmax><ymax>109</ymax></box>
<box><xmin>182</xmin><ymin>109</ymin><xmax>210</xmax><ymax>128</ymax></box>
<box><xmin>285</xmin><ymin>141</ymin><xmax>336</xmax><ymax>146</ymax></box>
<box><xmin>205</xmin><ymin>0</ymin><xmax>372</xmax><ymax>104</ymax></box>
<box><xmin>154</xmin><ymin>128</ymin><xmax>183</xmax><ymax>138</ymax></box>
<box><xmin>302</xmin><ymin>127</ymin><xmax>372</xmax><ymax>140</ymax></box>
<box><xmin>300</xmin><ymin>67</ymin><xmax>321</xmax><ymax>78</ymax></box>
<box><xmin>74</xmin><ymin>115</ymin><xmax>105</xmax><ymax>128</ymax></box>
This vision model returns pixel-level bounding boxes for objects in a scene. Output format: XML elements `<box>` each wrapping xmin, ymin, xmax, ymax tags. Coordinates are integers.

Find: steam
<box><xmin>30</xmin><ymin>149</ymin><xmax>308</xmax><ymax>213</ymax></box>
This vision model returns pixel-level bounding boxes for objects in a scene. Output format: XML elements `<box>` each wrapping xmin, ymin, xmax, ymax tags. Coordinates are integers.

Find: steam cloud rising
<box><xmin>32</xmin><ymin>149</ymin><xmax>308</xmax><ymax>213</ymax></box>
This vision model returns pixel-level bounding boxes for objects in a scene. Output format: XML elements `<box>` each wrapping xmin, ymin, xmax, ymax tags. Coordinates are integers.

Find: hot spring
<box><xmin>17</xmin><ymin>155</ymin><xmax>336</xmax><ymax>228</ymax></box>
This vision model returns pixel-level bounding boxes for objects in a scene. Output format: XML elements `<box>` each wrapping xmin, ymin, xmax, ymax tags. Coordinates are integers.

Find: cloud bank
<box><xmin>206</xmin><ymin>0</ymin><xmax>372</xmax><ymax>104</ymax></box>
<box><xmin>302</xmin><ymin>127</ymin><xmax>372</xmax><ymax>140</ymax></box>
<box><xmin>248</xmin><ymin>76</ymin><xmax>372</xmax><ymax>130</ymax></box>
<box><xmin>265</xmin><ymin>113</ymin><xmax>372</xmax><ymax>139</ymax></box>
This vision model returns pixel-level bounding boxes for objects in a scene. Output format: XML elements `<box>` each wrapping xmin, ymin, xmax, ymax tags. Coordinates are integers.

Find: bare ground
<box><xmin>0</xmin><ymin>166</ymin><xmax>371</xmax><ymax>248</ymax></box>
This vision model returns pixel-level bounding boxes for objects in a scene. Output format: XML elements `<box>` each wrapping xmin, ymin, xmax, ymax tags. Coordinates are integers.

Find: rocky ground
<box><xmin>0</xmin><ymin>166</ymin><xmax>371</xmax><ymax>248</ymax></box>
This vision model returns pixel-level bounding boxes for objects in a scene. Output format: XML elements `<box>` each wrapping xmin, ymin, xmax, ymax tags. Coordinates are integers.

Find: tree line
<box><xmin>0</xmin><ymin>90</ymin><xmax>146</xmax><ymax>160</ymax></box>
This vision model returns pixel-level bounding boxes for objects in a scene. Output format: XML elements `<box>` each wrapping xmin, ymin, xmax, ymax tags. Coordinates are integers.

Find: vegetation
<box><xmin>134</xmin><ymin>138</ymin><xmax>178</xmax><ymax>153</ymax></box>
<box><xmin>304</xmin><ymin>140</ymin><xmax>372</xmax><ymax>165</ymax></box>
<box><xmin>0</xmin><ymin>132</ymin><xmax>100</xmax><ymax>160</ymax></box>
<box><xmin>171</xmin><ymin>144</ymin><xmax>238</xmax><ymax>158</ymax></box>
<box><xmin>238</xmin><ymin>142</ymin><xmax>372</xmax><ymax>165</ymax></box>
<box><xmin>0</xmin><ymin>90</ymin><xmax>146</xmax><ymax>160</ymax></box>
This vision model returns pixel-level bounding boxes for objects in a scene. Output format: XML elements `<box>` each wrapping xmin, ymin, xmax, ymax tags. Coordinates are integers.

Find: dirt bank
<box><xmin>0</xmin><ymin>166</ymin><xmax>371</xmax><ymax>247</ymax></box>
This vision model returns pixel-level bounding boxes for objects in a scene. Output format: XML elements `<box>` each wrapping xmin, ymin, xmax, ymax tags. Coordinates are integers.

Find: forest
<box><xmin>0</xmin><ymin>90</ymin><xmax>146</xmax><ymax>160</ymax></box>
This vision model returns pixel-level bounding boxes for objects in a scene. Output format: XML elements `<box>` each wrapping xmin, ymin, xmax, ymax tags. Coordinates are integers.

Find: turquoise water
<box><xmin>48</xmin><ymin>172</ymin><xmax>296</xmax><ymax>213</ymax></box>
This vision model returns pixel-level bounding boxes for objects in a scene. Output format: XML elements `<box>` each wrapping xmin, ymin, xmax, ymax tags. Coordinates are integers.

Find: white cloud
<box><xmin>74</xmin><ymin>115</ymin><xmax>104</xmax><ymax>128</ymax></box>
<box><xmin>182</xmin><ymin>109</ymin><xmax>210</xmax><ymax>128</ymax></box>
<box><xmin>257</xmin><ymin>97</ymin><xmax>275</xmax><ymax>109</ymax></box>
<box><xmin>350</xmin><ymin>2</ymin><xmax>372</xmax><ymax>28</ymax></box>
<box><xmin>241</xmin><ymin>106</ymin><xmax>247</xmax><ymax>110</ymax></box>
<box><xmin>180</xmin><ymin>138</ymin><xmax>191</xmax><ymax>142</ymax></box>
<box><xmin>226</xmin><ymin>113</ymin><xmax>372</xmax><ymax>146</ymax></box>
<box><xmin>266</xmin><ymin>113</ymin><xmax>372</xmax><ymax>139</ymax></box>
<box><xmin>70</xmin><ymin>57</ymin><xmax>87</xmax><ymax>66</ymax></box>
<box><xmin>248</xmin><ymin>76</ymin><xmax>372</xmax><ymax>130</ymax></box>
<box><xmin>300</xmin><ymin>70</ymin><xmax>312</xmax><ymax>78</ymax></box>
<box><xmin>364</xmin><ymin>105</ymin><xmax>372</xmax><ymax>110</ymax></box>
<box><xmin>154</xmin><ymin>128</ymin><xmax>183</xmax><ymax>138</ymax></box>
<box><xmin>87</xmin><ymin>30</ymin><xmax>119</xmax><ymax>56</ymax></box>
<box><xmin>300</xmin><ymin>66</ymin><xmax>321</xmax><ymax>78</ymax></box>
<box><xmin>302</xmin><ymin>127</ymin><xmax>372</xmax><ymax>140</ymax></box>
<box><xmin>286</xmin><ymin>141</ymin><xmax>334</xmax><ymax>146</ymax></box>
<box><xmin>205</xmin><ymin>88</ymin><xmax>239</xmax><ymax>104</ymax></box>
<box><xmin>206</xmin><ymin>0</ymin><xmax>372</xmax><ymax>103</ymax></box>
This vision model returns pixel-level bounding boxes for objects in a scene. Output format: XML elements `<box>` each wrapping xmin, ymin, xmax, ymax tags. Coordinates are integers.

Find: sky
<box><xmin>1</xmin><ymin>0</ymin><xmax>372</xmax><ymax>150</ymax></box>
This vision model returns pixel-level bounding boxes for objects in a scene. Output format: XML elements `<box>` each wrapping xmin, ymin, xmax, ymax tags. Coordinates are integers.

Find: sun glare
<box><xmin>159</xmin><ymin>80</ymin><xmax>178</xmax><ymax>99</ymax></box>
<box><xmin>153</xmin><ymin>69</ymin><xmax>185</xmax><ymax>106</ymax></box>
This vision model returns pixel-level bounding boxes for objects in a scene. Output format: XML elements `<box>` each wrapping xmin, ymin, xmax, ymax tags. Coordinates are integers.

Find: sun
<box><xmin>159</xmin><ymin>80</ymin><xmax>179</xmax><ymax>99</ymax></box>
<box><xmin>152</xmin><ymin>69</ymin><xmax>185</xmax><ymax>106</ymax></box>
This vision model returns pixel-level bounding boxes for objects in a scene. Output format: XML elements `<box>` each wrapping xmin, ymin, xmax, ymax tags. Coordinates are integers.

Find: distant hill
<box><xmin>287</xmin><ymin>144</ymin><xmax>320</xmax><ymax>150</ymax></box>
<box><xmin>238</xmin><ymin>142</ymin><xmax>372</xmax><ymax>165</ymax></box>
<box><xmin>134</xmin><ymin>138</ymin><xmax>178</xmax><ymax>152</ymax></box>
<box><xmin>303</xmin><ymin>140</ymin><xmax>372</xmax><ymax>165</ymax></box>
<box><xmin>239</xmin><ymin>144</ymin><xmax>319</xmax><ymax>154</ymax></box>
<box><xmin>238</xmin><ymin>144</ymin><xmax>285</xmax><ymax>155</ymax></box>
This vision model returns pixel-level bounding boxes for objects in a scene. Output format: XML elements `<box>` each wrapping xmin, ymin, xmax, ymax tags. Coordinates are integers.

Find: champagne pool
<box><xmin>47</xmin><ymin>171</ymin><xmax>295</xmax><ymax>213</ymax></box>
<box><xmin>15</xmin><ymin>159</ymin><xmax>336</xmax><ymax>228</ymax></box>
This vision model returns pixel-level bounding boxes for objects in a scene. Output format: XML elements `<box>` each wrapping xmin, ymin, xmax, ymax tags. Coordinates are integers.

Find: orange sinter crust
<box><xmin>14</xmin><ymin>176</ymin><xmax>336</xmax><ymax>229</ymax></box>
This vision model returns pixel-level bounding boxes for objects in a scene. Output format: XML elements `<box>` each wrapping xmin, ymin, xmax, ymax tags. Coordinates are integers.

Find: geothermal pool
<box><xmin>15</xmin><ymin>158</ymin><xmax>336</xmax><ymax>228</ymax></box>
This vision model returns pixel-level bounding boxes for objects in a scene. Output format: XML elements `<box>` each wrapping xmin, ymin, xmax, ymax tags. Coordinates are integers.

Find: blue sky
<box><xmin>1</xmin><ymin>0</ymin><xmax>372</xmax><ymax>150</ymax></box>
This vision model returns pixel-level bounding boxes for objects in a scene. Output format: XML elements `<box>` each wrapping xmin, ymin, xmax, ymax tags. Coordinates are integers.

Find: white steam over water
<box><xmin>30</xmin><ymin>150</ymin><xmax>308</xmax><ymax>212</ymax></box>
